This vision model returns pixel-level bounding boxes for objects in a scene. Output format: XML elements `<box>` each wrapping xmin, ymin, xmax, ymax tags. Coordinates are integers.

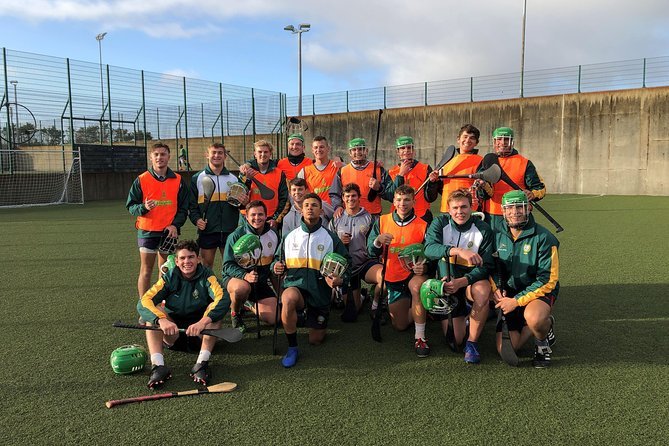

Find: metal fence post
<box><xmin>643</xmin><ymin>58</ymin><xmax>647</xmax><ymax>88</ymax></box>
<box><xmin>183</xmin><ymin>77</ymin><xmax>189</xmax><ymax>159</ymax></box>
<box><xmin>141</xmin><ymin>70</ymin><xmax>147</xmax><ymax>149</ymax></box>
<box><xmin>107</xmin><ymin>65</ymin><xmax>113</xmax><ymax>145</ymax></box>
<box><xmin>201</xmin><ymin>102</ymin><xmax>205</xmax><ymax>137</ymax></box>
<box><xmin>2</xmin><ymin>48</ymin><xmax>14</xmax><ymax>149</ymax></box>
<box><xmin>578</xmin><ymin>65</ymin><xmax>582</xmax><ymax>93</ymax></box>
<box><xmin>470</xmin><ymin>77</ymin><xmax>473</xmax><ymax>102</ymax></box>
<box><xmin>251</xmin><ymin>88</ymin><xmax>256</xmax><ymax>141</ymax></box>
<box><xmin>219</xmin><ymin>83</ymin><xmax>224</xmax><ymax>143</ymax></box>
<box><xmin>346</xmin><ymin>91</ymin><xmax>349</xmax><ymax>113</ymax></box>
<box><xmin>312</xmin><ymin>94</ymin><xmax>315</xmax><ymax>116</ymax></box>
<box><xmin>424</xmin><ymin>82</ymin><xmax>428</xmax><ymax>106</ymax></box>
<box><xmin>156</xmin><ymin>108</ymin><xmax>160</xmax><ymax>140</ymax></box>
<box><xmin>383</xmin><ymin>86</ymin><xmax>387</xmax><ymax>109</ymax></box>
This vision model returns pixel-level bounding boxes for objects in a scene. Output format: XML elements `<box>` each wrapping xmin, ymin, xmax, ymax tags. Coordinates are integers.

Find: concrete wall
<box><xmin>294</xmin><ymin>86</ymin><xmax>669</xmax><ymax>196</ymax></box>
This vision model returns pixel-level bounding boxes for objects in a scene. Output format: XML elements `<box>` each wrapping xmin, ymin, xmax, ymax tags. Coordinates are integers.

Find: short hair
<box><xmin>342</xmin><ymin>183</ymin><xmax>361</xmax><ymax>196</ymax></box>
<box><xmin>151</xmin><ymin>142</ymin><xmax>170</xmax><ymax>153</ymax></box>
<box><xmin>245</xmin><ymin>200</ymin><xmax>267</xmax><ymax>214</ymax></box>
<box><xmin>394</xmin><ymin>184</ymin><xmax>415</xmax><ymax>198</ymax></box>
<box><xmin>458</xmin><ymin>124</ymin><xmax>480</xmax><ymax>141</ymax></box>
<box><xmin>175</xmin><ymin>239</ymin><xmax>199</xmax><ymax>255</ymax></box>
<box><xmin>302</xmin><ymin>192</ymin><xmax>322</xmax><ymax>207</ymax></box>
<box><xmin>254</xmin><ymin>139</ymin><xmax>274</xmax><ymax>151</ymax></box>
<box><xmin>447</xmin><ymin>188</ymin><xmax>473</xmax><ymax>206</ymax></box>
<box><xmin>209</xmin><ymin>142</ymin><xmax>226</xmax><ymax>150</ymax></box>
<box><xmin>289</xmin><ymin>177</ymin><xmax>307</xmax><ymax>188</ymax></box>
<box><xmin>312</xmin><ymin>135</ymin><xmax>328</xmax><ymax>144</ymax></box>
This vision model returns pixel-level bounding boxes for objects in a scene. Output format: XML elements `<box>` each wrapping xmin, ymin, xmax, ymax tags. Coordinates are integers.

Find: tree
<box><xmin>75</xmin><ymin>125</ymin><xmax>100</xmax><ymax>143</ymax></box>
<box><xmin>39</xmin><ymin>126</ymin><xmax>63</xmax><ymax>145</ymax></box>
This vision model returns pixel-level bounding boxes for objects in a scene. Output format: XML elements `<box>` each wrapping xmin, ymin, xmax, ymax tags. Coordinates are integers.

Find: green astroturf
<box><xmin>1</xmin><ymin>195</ymin><xmax>668</xmax><ymax>445</ymax></box>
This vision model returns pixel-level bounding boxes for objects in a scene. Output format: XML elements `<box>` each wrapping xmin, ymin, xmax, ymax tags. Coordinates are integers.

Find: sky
<box><xmin>0</xmin><ymin>0</ymin><xmax>668</xmax><ymax>97</ymax></box>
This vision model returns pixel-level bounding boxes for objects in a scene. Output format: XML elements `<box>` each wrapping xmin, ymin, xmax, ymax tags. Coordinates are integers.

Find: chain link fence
<box><xmin>287</xmin><ymin>56</ymin><xmax>669</xmax><ymax>116</ymax></box>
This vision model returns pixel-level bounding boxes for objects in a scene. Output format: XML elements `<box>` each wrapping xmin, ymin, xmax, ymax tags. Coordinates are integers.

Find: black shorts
<box><xmin>248</xmin><ymin>280</ymin><xmax>277</xmax><ymax>302</ymax></box>
<box><xmin>427</xmin><ymin>288</ymin><xmax>469</xmax><ymax>321</ymax></box>
<box><xmin>296</xmin><ymin>288</ymin><xmax>330</xmax><ymax>329</ymax></box>
<box><xmin>139</xmin><ymin>312</ymin><xmax>204</xmax><ymax>353</ymax></box>
<box><xmin>346</xmin><ymin>259</ymin><xmax>380</xmax><ymax>291</ymax></box>
<box><xmin>495</xmin><ymin>294</ymin><xmax>557</xmax><ymax>333</ymax></box>
<box><xmin>198</xmin><ymin>231</ymin><xmax>231</xmax><ymax>250</ymax></box>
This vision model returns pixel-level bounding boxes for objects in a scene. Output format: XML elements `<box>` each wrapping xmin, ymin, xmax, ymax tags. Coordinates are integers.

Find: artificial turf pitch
<box><xmin>1</xmin><ymin>195</ymin><xmax>668</xmax><ymax>445</ymax></box>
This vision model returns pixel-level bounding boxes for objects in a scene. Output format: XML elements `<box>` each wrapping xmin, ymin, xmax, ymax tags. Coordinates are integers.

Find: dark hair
<box><xmin>289</xmin><ymin>177</ymin><xmax>307</xmax><ymax>188</ymax></box>
<box><xmin>245</xmin><ymin>200</ymin><xmax>267</xmax><ymax>214</ymax></box>
<box><xmin>302</xmin><ymin>193</ymin><xmax>322</xmax><ymax>206</ymax></box>
<box><xmin>394</xmin><ymin>184</ymin><xmax>415</xmax><ymax>197</ymax></box>
<box><xmin>151</xmin><ymin>142</ymin><xmax>170</xmax><ymax>153</ymax></box>
<box><xmin>458</xmin><ymin>124</ymin><xmax>480</xmax><ymax>141</ymax></box>
<box><xmin>209</xmin><ymin>142</ymin><xmax>226</xmax><ymax>150</ymax></box>
<box><xmin>342</xmin><ymin>183</ymin><xmax>361</xmax><ymax>196</ymax></box>
<box><xmin>447</xmin><ymin>188</ymin><xmax>473</xmax><ymax>206</ymax></box>
<box><xmin>312</xmin><ymin>135</ymin><xmax>328</xmax><ymax>143</ymax></box>
<box><xmin>175</xmin><ymin>239</ymin><xmax>199</xmax><ymax>254</ymax></box>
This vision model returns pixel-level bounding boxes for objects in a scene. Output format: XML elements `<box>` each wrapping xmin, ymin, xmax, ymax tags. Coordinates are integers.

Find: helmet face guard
<box><xmin>110</xmin><ymin>344</ymin><xmax>147</xmax><ymax>375</ymax></box>
<box><xmin>492</xmin><ymin>127</ymin><xmax>514</xmax><ymax>157</ymax></box>
<box><xmin>320</xmin><ymin>252</ymin><xmax>348</xmax><ymax>278</ymax></box>
<box><xmin>232</xmin><ymin>234</ymin><xmax>262</xmax><ymax>270</ymax></box>
<box><xmin>398</xmin><ymin>243</ymin><xmax>426</xmax><ymax>272</ymax></box>
<box><xmin>420</xmin><ymin>279</ymin><xmax>458</xmax><ymax>315</ymax></box>
<box><xmin>227</xmin><ymin>182</ymin><xmax>250</xmax><ymax>208</ymax></box>
<box><xmin>158</xmin><ymin>232</ymin><xmax>178</xmax><ymax>254</ymax></box>
<box><xmin>502</xmin><ymin>190</ymin><xmax>529</xmax><ymax>229</ymax></box>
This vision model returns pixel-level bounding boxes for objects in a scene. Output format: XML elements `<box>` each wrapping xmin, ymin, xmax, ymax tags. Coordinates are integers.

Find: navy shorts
<box><xmin>198</xmin><ymin>231</ymin><xmax>231</xmax><ymax>250</ymax></box>
<box><xmin>137</xmin><ymin>236</ymin><xmax>162</xmax><ymax>252</ymax></box>
<box><xmin>248</xmin><ymin>280</ymin><xmax>277</xmax><ymax>302</ymax></box>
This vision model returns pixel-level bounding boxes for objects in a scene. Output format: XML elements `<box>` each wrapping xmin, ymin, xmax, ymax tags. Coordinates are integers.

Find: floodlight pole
<box><xmin>520</xmin><ymin>0</ymin><xmax>527</xmax><ymax>98</ymax></box>
<box><xmin>284</xmin><ymin>23</ymin><xmax>311</xmax><ymax>117</ymax></box>
<box><xmin>96</xmin><ymin>32</ymin><xmax>107</xmax><ymax>116</ymax></box>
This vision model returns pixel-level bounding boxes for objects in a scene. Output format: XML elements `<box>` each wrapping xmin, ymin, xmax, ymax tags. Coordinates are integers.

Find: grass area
<box><xmin>2</xmin><ymin>195</ymin><xmax>668</xmax><ymax>445</ymax></box>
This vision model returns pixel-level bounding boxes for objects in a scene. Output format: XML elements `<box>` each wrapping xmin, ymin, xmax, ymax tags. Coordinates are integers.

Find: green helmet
<box><xmin>233</xmin><ymin>233</ymin><xmax>262</xmax><ymax>269</ymax></box>
<box><xmin>398</xmin><ymin>243</ymin><xmax>426</xmax><ymax>272</ymax></box>
<box><xmin>492</xmin><ymin>127</ymin><xmax>514</xmax><ymax>139</ymax></box>
<box><xmin>502</xmin><ymin>190</ymin><xmax>528</xmax><ymax>206</ymax></box>
<box><xmin>395</xmin><ymin>136</ymin><xmax>414</xmax><ymax>148</ymax></box>
<box><xmin>348</xmin><ymin>138</ymin><xmax>366</xmax><ymax>149</ymax></box>
<box><xmin>501</xmin><ymin>190</ymin><xmax>529</xmax><ymax>228</ymax></box>
<box><xmin>288</xmin><ymin>133</ymin><xmax>304</xmax><ymax>143</ymax></box>
<box><xmin>419</xmin><ymin>279</ymin><xmax>458</xmax><ymax>315</ymax></box>
<box><xmin>320</xmin><ymin>252</ymin><xmax>349</xmax><ymax>278</ymax></box>
<box><xmin>159</xmin><ymin>254</ymin><xmax>176</xmax><ymax>277</ymax></box>
<box><xmin>110</xmin><ymin>344</ymin><xmax>147</xmax><ymax>375</ymax></box>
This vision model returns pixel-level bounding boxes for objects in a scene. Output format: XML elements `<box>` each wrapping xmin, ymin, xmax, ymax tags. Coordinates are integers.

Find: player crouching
<box><xmin>494</xmin><ymin>191</ymin><xmax>559</xmax><ymax>368</ymax></box>
<box><xmin>423</xmin><ymin>189</ymin><xmax>495</xmax><ymax>363</ymax></box>
<box><xmin>273</xmin><ymin>193</ymin><xmax>351</xmax><ymax>368</ymax></box>
<box><xmin>367</xmin><ymin>185</ymin><xmax>431</xmax><ymax>355</ymax></box>
<box><xmin>137</xmin><ymin>240</ymin><xmax>230</xmax><ymax>388</ymax></box>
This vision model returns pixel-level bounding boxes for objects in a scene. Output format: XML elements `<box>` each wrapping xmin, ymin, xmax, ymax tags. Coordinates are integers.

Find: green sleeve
<box><xmin>424</xmin><ymin>215</ymin><xmax>450</xmax><ymax>260</ymax></box>
<box><xmin>516</xmin><ymin>233</ymin><xmax>559</xmax><ymax>306</ymax></box>
<box><xmin>273</xmin><ymin>172</ymin><xmax>289</xmax><ymax>221</ymax></box>
<box><xmin>170</xmin><ymin>177</ymin><xmax>190</xmax><ymax>229</ymax></box>
<box><xmin>379</xmin><ymin>167</ymin><xmax>396</xmax><ymax>201</ymax></box>
<box><xmin>524</xmin><ymin>160</ymin><xmax>546</xmax><ymax>199</ymax></box>
<box><xmin>126</xmin><ymin>177</ymin><xmax>148</xmax><ymax>217</ymax></box>
<box><xmin>203</xmin><ymin>273</ymin><xmax>231</xmax><ymax>323</ymax></box>
<box><xmin>367</xmin><ymin>218</ymin><xmax>382</xmax><ymax>258</ymax></box>
<box><xmin>188</xmin><ymin>172</ymin><xmax>202</xmax><ymax>225</ymax></box>
<box><xmin>222</xmin><ymin>230</ymin><xmax>247</xmax><ymax>280</ymax></box>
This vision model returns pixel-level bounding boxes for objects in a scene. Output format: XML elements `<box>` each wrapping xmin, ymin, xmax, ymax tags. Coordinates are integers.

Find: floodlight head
<box><xmin>96</xmin><ymin>32</ymin><xmax>107</xmax><ymax>41</ymax></box>
<box><xmin>9</xmin><ymin>80</ymin><xmax>17</xmax><ymax>86</ymax></box>
<box><xmin>299</xmin><ymin>23</ymin><xmax>311</xmax><ymax>30</ymax></box>
<box><xmin>284</xmin><ymin>25</ymin><xmax>295</xmax><ymax>32</ymax></box>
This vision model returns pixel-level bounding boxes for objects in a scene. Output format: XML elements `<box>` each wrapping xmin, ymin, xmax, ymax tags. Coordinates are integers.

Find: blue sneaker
<box><xmin>281</xmin><ymin>346</ymin><xmax>299</xmax><ymax>368</ymax></box>
<box><xmin>464</xmin><ymin>341</ymin><xmax>481</xmax><ymax>364</ymax></box>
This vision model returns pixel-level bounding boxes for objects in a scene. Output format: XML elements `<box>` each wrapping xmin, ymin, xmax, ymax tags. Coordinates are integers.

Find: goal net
<box><xmin>0</xmin><ymin>148</ymin><xmax>84</xmax><ymax>207</ymax></box>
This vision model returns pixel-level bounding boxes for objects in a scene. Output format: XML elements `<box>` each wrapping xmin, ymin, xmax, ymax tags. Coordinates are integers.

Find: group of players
<box><xmin>126</xmin><ymin>124</ymin><xmax>560</xmax><ymax>389</ymax></box>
